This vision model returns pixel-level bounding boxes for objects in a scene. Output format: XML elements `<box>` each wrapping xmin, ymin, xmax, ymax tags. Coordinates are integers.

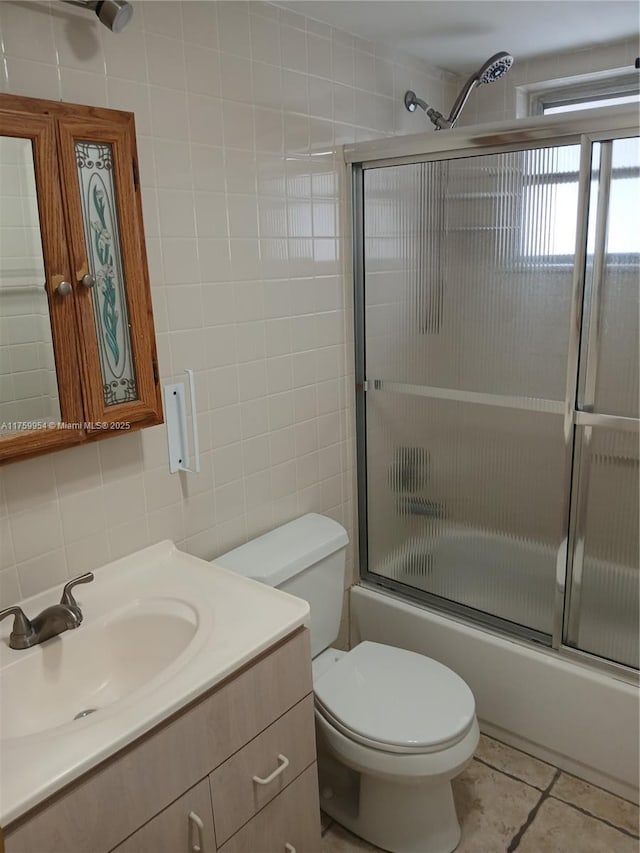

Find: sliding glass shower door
<box><xmin>564</xmin><ymin>136</ymin><xmax>640</xmax><ymax>668</ymax></box>
<box><xmin>355</xmin><ymin>123</ymin><xmax>639</xmax><ymax>666</ymax></box>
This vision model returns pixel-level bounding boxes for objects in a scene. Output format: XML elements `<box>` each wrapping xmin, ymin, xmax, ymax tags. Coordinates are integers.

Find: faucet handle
<box><xmin>0</xmin><ymin>606</ymin><xmax>34</xmax><ymax>646</ymax></box>
<box><xmin>60</xmin><ymin>572</ymin><xmax>94</xmax><ymax>611</ymax></box>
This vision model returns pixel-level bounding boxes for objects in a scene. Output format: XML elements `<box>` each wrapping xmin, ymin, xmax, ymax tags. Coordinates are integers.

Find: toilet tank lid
<box><xmin>211</xmin><ymin>513</ymin><xmax>349</xmax><ymax>588</ymax></box>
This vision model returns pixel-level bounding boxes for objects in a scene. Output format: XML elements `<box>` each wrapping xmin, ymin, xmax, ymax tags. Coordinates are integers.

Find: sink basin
<box><xmin>0</xmin><ymin>598</ymin><xmax>198</xmax><ymax>739</ymax></box>
<box><xmin>0</xmin><ymin>539</ymin><xmax>309</xmax><ymax>827</ymax></box>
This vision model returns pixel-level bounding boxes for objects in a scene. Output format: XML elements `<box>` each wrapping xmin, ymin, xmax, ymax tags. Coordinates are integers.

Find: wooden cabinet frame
<box><xmin>0</xmin><ymin>95</ymin><xmax>162</xmax><ymax>465</ymax></box>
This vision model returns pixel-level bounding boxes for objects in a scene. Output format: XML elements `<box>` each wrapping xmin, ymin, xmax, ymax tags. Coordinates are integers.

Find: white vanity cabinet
<box><xmin>3</xmin><ymin>629</ymin><xmax>321</xmax><ymax>853</ymax></box>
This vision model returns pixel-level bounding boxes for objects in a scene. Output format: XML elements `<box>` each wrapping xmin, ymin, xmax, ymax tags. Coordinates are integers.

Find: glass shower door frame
<box><xmin>563</xmin><ymin>132</ymin><xmax>640</xmax><ymax>670</ymax></box>
<box><xmin>350</xmin><ymin>109</ymin><xmax>639</xmax><ymax>681</ymax></box>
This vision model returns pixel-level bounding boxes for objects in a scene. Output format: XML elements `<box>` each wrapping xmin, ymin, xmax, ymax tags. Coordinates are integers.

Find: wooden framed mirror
<box><xmin>0</xmin><ymin>95</ymin><xmax>162</xmax><ymax>465</ymax></box>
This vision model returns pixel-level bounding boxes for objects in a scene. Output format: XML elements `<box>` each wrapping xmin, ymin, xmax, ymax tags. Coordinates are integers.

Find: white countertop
<box><xmin>0</xmin><ymin>541</ymin><xmax>309</xmax><ymax>826</ymax></box>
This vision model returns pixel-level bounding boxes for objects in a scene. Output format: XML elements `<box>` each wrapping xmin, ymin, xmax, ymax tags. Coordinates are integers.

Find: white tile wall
<box><xmin>5</xmin><ymin>3</ymin><xmax>623</xmax><ymax>612</ymax></box>
<box><xmin>0</xmin><ymin>0</ymin><xmax>459</xmax><ymax>606</ymax></box>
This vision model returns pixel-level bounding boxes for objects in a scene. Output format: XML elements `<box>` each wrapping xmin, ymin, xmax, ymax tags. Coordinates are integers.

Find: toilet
<box><xmin>213</xmin><ymin>513</ymin><xmax>479</xmax><ymax>853</ymax></box>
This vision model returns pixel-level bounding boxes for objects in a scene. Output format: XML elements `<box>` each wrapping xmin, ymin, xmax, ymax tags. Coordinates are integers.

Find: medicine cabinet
<box><xmin>0</xmin><ymin>94</ymin><xmax>162</xmax><ymax>465</ymax></box>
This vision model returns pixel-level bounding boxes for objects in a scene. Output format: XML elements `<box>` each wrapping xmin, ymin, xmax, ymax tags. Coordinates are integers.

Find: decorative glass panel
<box><xmin>75</xmin><ymin>141</ymin><xmax>137</xmax><ymax>406</ymax></box>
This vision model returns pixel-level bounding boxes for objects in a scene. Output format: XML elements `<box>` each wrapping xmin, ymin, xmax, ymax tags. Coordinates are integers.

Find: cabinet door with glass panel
<box><xmin>0</xmin><ymin>95</ymin><xmax>162</xmax><ymax>465</ymax></box>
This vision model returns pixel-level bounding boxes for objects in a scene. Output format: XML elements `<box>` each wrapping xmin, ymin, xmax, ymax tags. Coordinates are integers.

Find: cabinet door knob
<box><xmin>56</xmin><ymin>280</ymin><xmax>73</xmax><ymax>296</ymax></box>
<box><xmin>81</xmin><ymin>273</ymin><xmax>96</xmax><ymax>288</ymax></box>
<box><xmin>252</xmin><ymin>753</ymin><xmax>290</xmax><ymax>785</ymax></box>
<box><xmin>188</xmin><ymin>811</ymin><xmax>205</xmax><ymax>853</ymax></box>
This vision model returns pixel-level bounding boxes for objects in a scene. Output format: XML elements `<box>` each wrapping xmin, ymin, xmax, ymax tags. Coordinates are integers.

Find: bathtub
<box><xmin>374</xmin><ymin>527</ymin><xmax>557</xmax><ymax>635</ymax></box>
<box><xmin>372</xmin><ymin>525</ymin><xmax>639</xmax><ymax>664</ymax></box>
<box><xmin>351</xmin><ymin>583</ymin><xmax>640</xmax><ymax>804</ymax></box>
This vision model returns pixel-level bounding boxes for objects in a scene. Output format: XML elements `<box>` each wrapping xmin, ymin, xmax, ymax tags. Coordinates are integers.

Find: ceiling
<box><xmin>278</xmin><ymin>1</ymin><xmax>640</xmax><ymax>73</ymax></box>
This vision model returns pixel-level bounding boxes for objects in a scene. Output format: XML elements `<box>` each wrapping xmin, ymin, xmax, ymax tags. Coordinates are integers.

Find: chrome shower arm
<box><xmin>405</xmin><ymin>82</ymin><xmax>477</xmax><ymax>131</ymax></box>
<box><xmin>404</xmin><ymin>92</ymin><xmax>452</xmax><ymax>130</ymax></box>
<box><xmin>427</xmin><ymin>107</ymin><xmax>452</xmax><ymax>131</ymax></box>
<box><xmin>404</xmin><ymin>91</ymin><xmax>430</xmax><ymax>113</ymax></box>
<box><xmin>405</xmin><ymin>52</ymin><xmax>513</xmax><ymax>130</ymax></box>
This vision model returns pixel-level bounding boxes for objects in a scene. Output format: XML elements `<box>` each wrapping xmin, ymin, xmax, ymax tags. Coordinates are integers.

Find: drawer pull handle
<box><xmin>285</xmin><ymin>845</ymin><xmax>296</xmax><ymax>853</ymax></box>
<box><xmin>252</xmin><ymin>753</ymin><xmax>290</xmax><ymax>785</ymax></box>
<box><xmin>188</xmin><ymin>810</ymin><xmax>206</xmax><ymax>853</ymax></box>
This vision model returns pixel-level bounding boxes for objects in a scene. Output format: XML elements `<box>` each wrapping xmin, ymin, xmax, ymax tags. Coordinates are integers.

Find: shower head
<box><xmin>404</xmin><ymin>50</ymin><xmax>514</xmax><ymax>131</ymax></box>
<box><xmin>476</xmin><ymin>52</ymin><xmax>514</xmax><ymax>85</ymax></box>
<box><xmin>446</xmin><ymin>51</ymin><xmax>514</xmax><ymax>127</ymax></box>
<box><xmin>61</xmin><ymin>0</ymin><xmax>133</xmax><ymax>33</ymax></box>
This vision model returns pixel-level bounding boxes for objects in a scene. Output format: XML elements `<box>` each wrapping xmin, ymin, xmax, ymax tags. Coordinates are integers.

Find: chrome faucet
<box><xmin>0</xmin><ymin>572</ymin><xmax>94</xmax><ymax>650</ymax></box>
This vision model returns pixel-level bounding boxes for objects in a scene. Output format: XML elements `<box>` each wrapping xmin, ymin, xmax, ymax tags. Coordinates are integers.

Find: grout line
<box><xmin>473</xmin><ymin>756</ymin><xmax>548</xmax><ymax>791</ymax></box>
<box><xmin>559</xmin><ymin>768</ymin><xmax>640</xmax><ymax>808</ymax></box>
<box><xmin>547</xmin><ymin>767</ymin><xmax>640</xmax><ymax>839</ymax></box>
<box><xmin>548</xmin><ymin>794</ymin><xmax>640</xmax><ymax>840</ymax></box>
<box><xmin>507</xmin><ymin>768</ymin><xmax>561</xmax><ymax>852</ymax></box>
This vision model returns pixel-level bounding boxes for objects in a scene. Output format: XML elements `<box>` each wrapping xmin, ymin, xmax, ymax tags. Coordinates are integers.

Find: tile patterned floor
<box><xmin>321</xmin><ymin>734</ymin><xmax>640</xmax><ymax>852</ymax></box>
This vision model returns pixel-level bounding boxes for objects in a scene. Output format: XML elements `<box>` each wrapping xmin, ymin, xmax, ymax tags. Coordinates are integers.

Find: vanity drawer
<box><xmin>219</xmin><ymin>763</ymin><xmax>321</xmax><ymax>853</ymax></box>
<box><xmin>210</xmin><ymin>694</ymin><xmax>316</xmax><ymax>845</ymax></box>
<box><xmin>110</xmin><ymin>778</ymin><xmax>215</xmax><ymax>853</ymax></box>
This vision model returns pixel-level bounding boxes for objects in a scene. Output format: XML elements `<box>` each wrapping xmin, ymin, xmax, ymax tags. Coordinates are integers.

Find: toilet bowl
<box><xmin>212</xmin><ymin>514</ymin><xmax>478</xmax><ymax>853</ymax></box>
<box><xmin>312</xmin><ymin>643</ymin><xmax>478</xmax><ymax>853</ymax></box>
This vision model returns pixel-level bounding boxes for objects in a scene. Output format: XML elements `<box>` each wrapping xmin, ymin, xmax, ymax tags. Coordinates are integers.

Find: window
<box><xmin>529</xmin><ymin>74</ymin><xmax>640</xmax><ymax>116</ymax></box>
<box><xmin>520</xmin><ymin>137</ymin><xmax>640</xmax><ymax>259</ymax></box>
<box><xmin>544</xmin><ymin>93</ymin><xmax>639</xmax><ymax>114</ymax></box>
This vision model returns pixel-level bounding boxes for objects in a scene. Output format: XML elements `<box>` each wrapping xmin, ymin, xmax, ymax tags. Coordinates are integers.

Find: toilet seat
<box><xmin>314</xmin><ymin>642</ymin><xmax>476</xmax><ymax>754</ymax></box>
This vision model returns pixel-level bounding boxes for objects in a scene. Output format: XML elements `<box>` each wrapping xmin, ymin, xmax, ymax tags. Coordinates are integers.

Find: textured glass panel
<box><xmin>569</xmin><ymin>428</ymin><xmax>639</xmax><ymax>668</ymax></box>
<box><xmin>0</xmin><ymin>137</ymin><xmax>60</xmax><ymax>433</ymax></box>
<box><xmin>363</xmin><ymin>145</ymin><xmax>579</xmax><ymax>401</ymax></box>
<box><xmin>365</xmin><ymin>391</ymin><xmax>566</xmax><ymax>634</ymax></box>
<box><xmin>592</xmin><ymin>137</ymin><xmax>639</xmax><ymax>418</ymax></box>
<box><xmin>76</xmin><ymin>141</ymin><xmax>137</xmax><ymax>406</ymax></box>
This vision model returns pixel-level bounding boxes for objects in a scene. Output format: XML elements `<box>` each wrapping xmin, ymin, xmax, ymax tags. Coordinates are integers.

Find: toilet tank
<box><xmin>212</xmin><ymin>513</ymin><xmax>348</xmax><ymax>658</ymax></box>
